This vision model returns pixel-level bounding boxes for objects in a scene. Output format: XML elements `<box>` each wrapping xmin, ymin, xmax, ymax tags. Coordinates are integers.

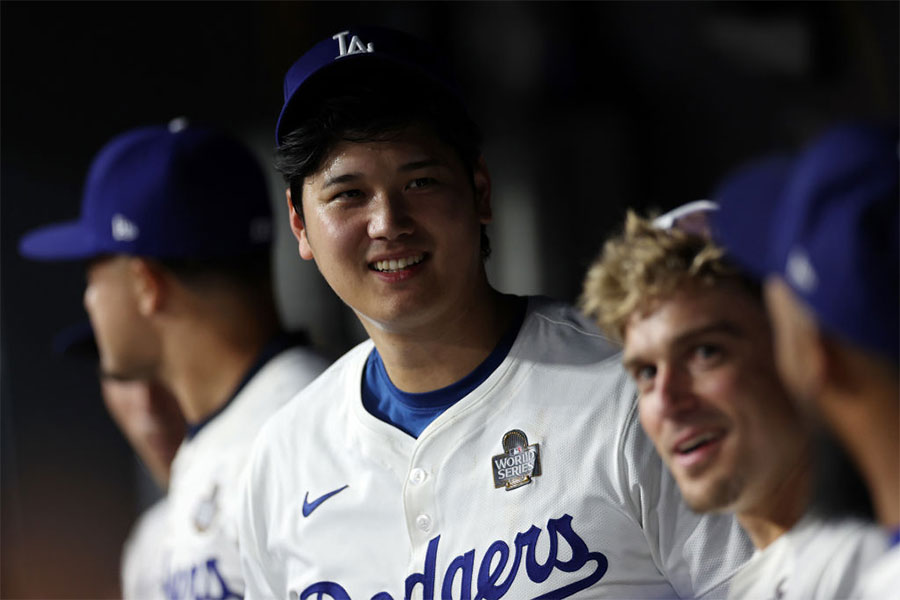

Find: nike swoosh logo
<box><xmin>302</xmin><ymin>484</ymin><xmax>349</xmax><ymax>517</ymax></box>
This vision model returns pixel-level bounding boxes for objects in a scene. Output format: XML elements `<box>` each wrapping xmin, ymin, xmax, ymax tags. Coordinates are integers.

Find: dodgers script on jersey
<box><xmin>239</xmin><ymin>298</ymin><xmax>752</xmax><ymax>599</ymax></box>
<box><xmin>161</xmin><ymin>347</ymin><xmax>330</xmax><ymax>600</ymax></box>
<box><xmin>726</xmin><ymin>515</ymin><xmax>887</xmax><ymax>599</ymax></box>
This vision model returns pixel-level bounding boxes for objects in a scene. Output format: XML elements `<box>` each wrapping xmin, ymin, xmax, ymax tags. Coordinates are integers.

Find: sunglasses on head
<box><xmin>652</xmin><ymin>200</ymin><xmax>719</xmax><ymax>237</ymax></box>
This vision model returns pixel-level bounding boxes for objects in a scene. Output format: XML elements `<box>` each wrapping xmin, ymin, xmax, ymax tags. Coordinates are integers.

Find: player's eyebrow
<box><xmin>397</xmin><ymin>158</ymin><xmax>443</xmax><ymax>172</ymax></box>
<box><xmin>322</xmin><ymin>172</ymin><xmax>363</xmax><ymax>189</ymax></box>
<box><xmin>320</xmin><ymin>159</ymin><xmax>445</xmax><ymax>189</ymax></box>
<box><xmin>622</xmin><ymin>320</ymin><xmax>745</xmax><ymax>371</ymax></box>
<box><xmin>671</xmin><ymin>321</ymin><xmax>744</xmax><ymax>347</ymax></box>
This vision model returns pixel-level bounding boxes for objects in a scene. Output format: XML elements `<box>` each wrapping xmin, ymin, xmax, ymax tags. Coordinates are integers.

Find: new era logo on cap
<box><xmin>111</xmin><ymin>214</ymin><xmax>139</xmax><ymax>242</ymax></box>
<box><xmin>785</xmin><ymin>247</ymin><xmax>818</xmax><ymax>294</ymax></box>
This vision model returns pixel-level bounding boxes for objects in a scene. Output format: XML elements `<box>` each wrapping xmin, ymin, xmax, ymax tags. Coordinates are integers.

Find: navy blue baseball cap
<box><xmin>713</xmin><ymin>122</ymin><xmax>899</xmax><ymax>361</ymax></box>
<box><xmin>276</xmin><ymin>26</ymin><xmax>463</xmax><ymax>145</ymax></box>
<box><xmin>19</xmin><ymin>119</ymin><xmax>273</xmax><ymax>261</ymax></box>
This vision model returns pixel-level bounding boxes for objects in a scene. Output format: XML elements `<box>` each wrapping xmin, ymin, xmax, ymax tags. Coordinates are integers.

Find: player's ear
<box><xmin>287</xmin><ymin>189</ymin><xmax>314</xmax><ymax>261</ymax></box>
<box><xmin>473</xmin><ymin>156</ymin><xmax>492</xmax><ymax>225</ymax></box>
<box><xmin>765</xmin><ymin>276</ymin><xmax>825</xmax><ymax>400</ymax></box>
<box><xmin>802</xmin><ymin>326</ymin><xmax>828</xmax><ymax>398</ymax></box>
<box><xmin>129</xmin><ymin>257</ymin><xmax>165</xmax><ymax>316</ymax></box>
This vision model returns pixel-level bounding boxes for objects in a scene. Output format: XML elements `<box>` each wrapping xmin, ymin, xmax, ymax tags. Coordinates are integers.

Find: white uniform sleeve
<box><xmin>728</xmin><ymin>516</ymin><xmax>889</xmax><ymax>600</ymax></box>
<box><xmin>853</xmin><ymin>544</ymin><xmax>900</xmax><ymax>600</ymax></box>
<box><xmin>810</xmin><ymin>521</ymin><xmax>889</xmax><ymax>599</ymax></box>
<box><xmin>238</xmin><ymin>426</ymin><xmax>285</xmax><ymax>600</ymax></box>
<box><xmin>618</xmin><ymin>400</ymin><xmax>752</xmax><ymax>599</ymax></box>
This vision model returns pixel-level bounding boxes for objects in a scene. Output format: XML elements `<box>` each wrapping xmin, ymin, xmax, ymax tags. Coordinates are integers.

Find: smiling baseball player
<box><xmin>581</xmin><ymin>201</ymin><xmax>886</xmax><ymax>599</ymax></box>
<box><xmin>237</xmin><ymin>26</ymin><xmax>752</xmax><ymax>599</ymax></box>
<box><xmin>19</xmin><ymin>121</ymin><xmax>331</xmax><ymax>599</ymax></box>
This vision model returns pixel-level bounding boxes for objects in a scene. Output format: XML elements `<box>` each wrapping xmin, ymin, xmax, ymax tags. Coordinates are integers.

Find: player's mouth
<box><xmin>369</xmin><ymin>253</ymin><xmax>426</xmax><ymax>273</ymax></box>
<box><xmin>671</xmin><ymin>429</ymin><xmax>726</xmax><ymax>470</ymax></box>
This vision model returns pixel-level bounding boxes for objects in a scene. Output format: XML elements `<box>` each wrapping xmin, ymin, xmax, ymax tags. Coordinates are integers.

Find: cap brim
<box><xmin>711</xmin><ymin>156</ymin><xmax>793</xmax><ymax>279</ymax></box>
<box><xmin>19</xmin><ymin>220</ymin><xmax>103</xmax><ymax>261</ymax></box>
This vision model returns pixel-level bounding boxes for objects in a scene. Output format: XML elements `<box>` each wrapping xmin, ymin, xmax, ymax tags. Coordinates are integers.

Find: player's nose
<box><xmin>83</xmin><ymin>283</ymin><xmax>92</xmax><ymax>312</ymax></box>
<box><xmin>655</xmin><ymin>364</ymin><xmax>697</xmax><ymax>417</ymax></box>
<box><xmin>367</xmin><ymin>189</ymin><xmax>414</xmax><ymax>241</ymax></box>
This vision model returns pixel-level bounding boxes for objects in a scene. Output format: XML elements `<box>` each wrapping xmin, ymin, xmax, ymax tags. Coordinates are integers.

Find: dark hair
<box><xmin>154</xmin><ymin>251</ymin><xmax>273</xmax><ymax>299</ymax></box>
<box><xmin>274</xmin><ymin>61</ymin><xmax>490</xmax><ymax>258</ymax></box>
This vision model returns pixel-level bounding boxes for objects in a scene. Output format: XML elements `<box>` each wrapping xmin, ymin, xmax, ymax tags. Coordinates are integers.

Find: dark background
<box><xmin>2</xmin><ymin>2</ymin><xmax>896</xmax><ymax>598</ymax></box>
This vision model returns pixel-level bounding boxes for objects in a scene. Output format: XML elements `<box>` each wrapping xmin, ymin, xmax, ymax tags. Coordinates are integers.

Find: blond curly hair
<box><xmin>580</xmin><ymin>210</ymin><xmax>749</xmax><ymax>342</ymax></box>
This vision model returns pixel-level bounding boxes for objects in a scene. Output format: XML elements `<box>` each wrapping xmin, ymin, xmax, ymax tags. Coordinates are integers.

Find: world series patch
<box><xmin>492</xmin><ymin>429</ymin><xmax>541</xmax><ymax>491</ymax></box>
<box><xmin>193</xmin><ymin>483</ymin><xmax>219</xmax><ymax>532</ymax></box>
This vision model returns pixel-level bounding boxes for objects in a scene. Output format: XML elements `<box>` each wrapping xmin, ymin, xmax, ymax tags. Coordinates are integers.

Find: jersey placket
<box><xmin>403</xmin><ymin>439</ymin><xmax>439</xmax><ymax>572</ymax></box>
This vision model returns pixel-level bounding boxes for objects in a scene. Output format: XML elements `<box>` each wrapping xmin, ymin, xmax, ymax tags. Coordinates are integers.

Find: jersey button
<box><xmin>415</xmin><ymin>514</ymin><xmax>433</xmax><ymax>532</ymax></box>
<box><xmin>409</xmin><ymin>468</ymin><xmax>427</xmax><ymax>485</ymax></box>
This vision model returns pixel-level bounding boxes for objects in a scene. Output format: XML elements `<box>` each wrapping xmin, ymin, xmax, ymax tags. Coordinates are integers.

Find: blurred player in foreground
<box><xmin>101</xmin><ymin>376</ymin><xmax>183</xmax><ymax>491</ymax></box>
<box><xmin>52</xmin><ymin>320</ymin><xmax>185</xmax><ymax>599</ymax></box>
<box><xmin>20</xmin><ymin>120</ymin><xmax>330</xmax><ymax>599</ymax></box>
<box><xmin>581</xmin><ymin>201</ymin><xmax>886</xmax><ymax>598</ymax></box>
<box><xmin>712</xmin><ymin>122</ymin><xmax>899</xmax><ymax>598</ymax></box>
<box><xmin>237</xmin><ymin>26</ymin><xmax>752</xmax><ymax>599</ymax></box>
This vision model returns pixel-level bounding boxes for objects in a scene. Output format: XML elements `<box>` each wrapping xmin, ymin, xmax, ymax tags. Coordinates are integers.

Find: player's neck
<box><xmin>737</xmin><ymin>449</ymin><xmax>812</xmax><ymax>550</ymax></box>
<box><xmin>158</xmin><ymin>302</ymin><xmax>279</xmax><ymax>424</ymax></box>
<box><xmin>835</xmin><ymin>390</ymin><xmax>900</xmax><ymax>528</ymax></box>
<box><xmin>823</xmin><ymin>356</ymin><xmax>900</xmax><ymax>528</ymax></box>
<box><xmin>365</xmin><ymin>288</ymin><xmax>518</xmax><ymax>394</ymax></box>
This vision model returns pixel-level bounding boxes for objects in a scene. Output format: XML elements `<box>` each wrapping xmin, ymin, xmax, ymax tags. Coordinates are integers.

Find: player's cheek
<box><xmin>637</xmin><ymin>395</ymin><xmax>665</xmax><ymax>448</ymax></box>
<box><xmin>83</xmin><ymin>283</ymin><xmax>97</xmax><ymax>312</ymax></box>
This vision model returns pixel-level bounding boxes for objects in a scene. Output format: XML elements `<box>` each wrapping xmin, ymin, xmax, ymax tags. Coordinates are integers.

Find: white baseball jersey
<box><xmin>852</xmin><ymin>542</ymin><xmax>899</xmax><ymax>599</ymax></box>
<box><xmin>239</xmin><ymin>298</ymin><xmax>752</xmax><ymax>599</ymax></box>
<box><xmin>726</xmin><ymin>515</ymin><xmax>887</xmax><ymax>599</ymax></box>
<box><xmin>122</xmin><ymin>498</ymin><xmax>169</xmax><ymax>599</ymax></box>
<box><xmin>161</xmin><ymin>346</ymin><xmax>330</xmax><ymax>600</ymax></box>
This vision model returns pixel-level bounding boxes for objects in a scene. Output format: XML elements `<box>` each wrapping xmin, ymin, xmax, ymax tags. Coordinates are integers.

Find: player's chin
<box><xmin>99</xmin><ymin>360</ymin><xmax>149</xmax><ymax>382</ymax></box>
<box><xmin>677</xmin><ymin>471</ymin><xmax>744</xmax><ymax>514</ymax></box>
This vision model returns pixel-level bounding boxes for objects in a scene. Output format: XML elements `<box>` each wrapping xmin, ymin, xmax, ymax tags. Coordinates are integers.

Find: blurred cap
<box><xmin>276</xmin><ymin>26</ymin><xmax>463</xmax><ymax>144</ymax></box>
<box><xmin>19</xmin><ymin>119</ymin><xmax>273</xmax><ymax>261</ymax></box>
<box><xmin>713</xmin><ymin>122</ymin><xmax>899</xmax><ymax>361</ymax></box>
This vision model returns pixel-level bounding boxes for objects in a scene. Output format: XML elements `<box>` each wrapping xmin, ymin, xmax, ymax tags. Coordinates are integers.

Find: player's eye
<box><xmin>629</xmin><ymin>364</ymin><xmax>657</xmax><ymax>392</ymax></box>
<box><xmin>407</xmin><ymin>177</ymin><xmax>436</xmax><ymax>190</ymax></box>
<box><xmin>691</xmin><ymin>344</ymin><xmax>724</xmax><ymax>367</ymax></box>
<box><xmin>332</xmin><ymin>189</ymin><xmax>363</xmax><ymax>201</ymax></box>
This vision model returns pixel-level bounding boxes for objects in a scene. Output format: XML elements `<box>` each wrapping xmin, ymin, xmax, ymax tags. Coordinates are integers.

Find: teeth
<box><xmin>676</xmin><ymin>431</ymin><xmax>719</xmax><ymax>453</ymax></box>
<box><xmin>373</xmin><ymin>254</ymin><xmax>424</xmax><ymax>272</ymax></box>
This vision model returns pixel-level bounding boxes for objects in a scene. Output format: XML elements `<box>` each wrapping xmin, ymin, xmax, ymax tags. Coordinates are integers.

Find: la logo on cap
<box><xmin>332</xmin><ymin>30</ymin><xmax>374</xmax><ymax>59</ymax></box>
